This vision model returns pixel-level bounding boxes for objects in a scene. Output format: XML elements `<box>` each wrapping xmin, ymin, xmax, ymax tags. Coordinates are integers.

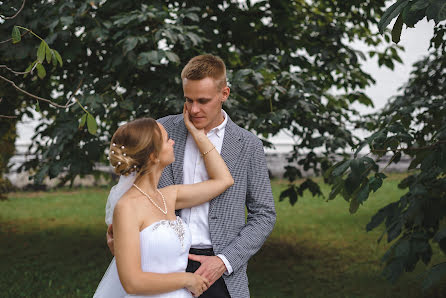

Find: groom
<box><xmin>108</xmin><ymin>54</ymin><xmax>276</xmax><ymax>297</ymax></box>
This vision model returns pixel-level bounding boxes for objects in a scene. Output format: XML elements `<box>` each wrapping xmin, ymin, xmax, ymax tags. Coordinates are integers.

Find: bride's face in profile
<box><xmin>157</xmin><ymin>123</ymin><xmax>175</xmax><ymax>166</ymax></box>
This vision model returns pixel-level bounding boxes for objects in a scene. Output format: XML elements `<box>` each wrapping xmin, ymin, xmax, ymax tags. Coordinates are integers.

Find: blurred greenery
<box><xmin>1</xmin><ymin>175</ymin><xmax>445</xmax><ymax>297</ymax></box>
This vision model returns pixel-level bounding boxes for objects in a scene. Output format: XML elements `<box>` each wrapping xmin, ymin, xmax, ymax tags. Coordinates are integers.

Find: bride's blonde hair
<box><xmin>108</xmin><ymin>118</ymin><xmax>162</xmax><ymax>177</ymax></box>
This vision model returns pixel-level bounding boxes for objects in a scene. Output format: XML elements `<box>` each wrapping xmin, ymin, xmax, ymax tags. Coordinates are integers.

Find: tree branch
<box><xmin>0</xmin><ymin>0</ymin><xmax>26</xmax><ymax>20</ymax></box>
<box><xmin>0</xmin><ymin>30</ymin><xmax>29</xmax><ymax>45</ymax></box>
<box><xmin>370</xmin><ymin>140</ymin><xmax>446</xmax><ymax>154</ymax></box>
<box><xmin>0</xmin><ymin>114</ymin><xmax>18</xmax><ymax>119</ymax></box>
<box><xmin>0</xmin><ymin>74</ymin><xmax>83</xmax><ymax>109</ymax></box>
<box><xmin>0</xmin><ymin>64</ymin><xmax>34</xmax><ymax>75</ymax></box>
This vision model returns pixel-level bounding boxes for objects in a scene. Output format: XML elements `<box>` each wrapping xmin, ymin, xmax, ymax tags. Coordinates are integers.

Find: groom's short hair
<box><xmin>181</xmin><ymin>54</ymin><xmax>227</xmax><ymax>89</ymax></box>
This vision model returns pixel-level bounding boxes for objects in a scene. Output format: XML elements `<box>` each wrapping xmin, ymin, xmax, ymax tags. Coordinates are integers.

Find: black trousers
<box><xmin>186</xmin><ymin>248</ymin><xmax>231</xmax><ymax>298</ymax></box>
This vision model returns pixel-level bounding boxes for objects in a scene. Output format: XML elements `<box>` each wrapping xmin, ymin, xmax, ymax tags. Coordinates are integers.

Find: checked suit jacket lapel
<box><xmin>209</xmin><ymin>117</ymin><xmax>243</xmax><ymax>213</ymax></box>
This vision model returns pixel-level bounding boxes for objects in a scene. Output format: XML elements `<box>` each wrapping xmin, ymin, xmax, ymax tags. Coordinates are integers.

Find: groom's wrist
<box><xmin>216</xmin><ymin>254</ymin><xmax>233</xmax><ymax>275</ymax></box>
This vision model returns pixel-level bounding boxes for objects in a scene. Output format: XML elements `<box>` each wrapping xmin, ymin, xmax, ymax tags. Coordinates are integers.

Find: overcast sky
<box><xmin>16</xmin><ymin>20</ymin><xmax>435</xmax><ymax>152</ymax></box>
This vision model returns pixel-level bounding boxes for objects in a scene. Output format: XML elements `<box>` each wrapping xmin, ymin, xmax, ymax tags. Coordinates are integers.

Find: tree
<box><xmin>1</xmin><ymin>0</ymin><xmax>400</xmax><ymax>188</ymax></box>
<box><xmin>326</xmin><ymin>0</ymin><xmax>446</xmax><ymax>291</ymax></box>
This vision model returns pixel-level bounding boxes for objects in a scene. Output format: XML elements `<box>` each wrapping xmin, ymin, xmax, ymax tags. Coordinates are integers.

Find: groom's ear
<box><xmin>221</xmin><ymin>86</ymin><xmax>230</xmax><ymax>103</ymax></box>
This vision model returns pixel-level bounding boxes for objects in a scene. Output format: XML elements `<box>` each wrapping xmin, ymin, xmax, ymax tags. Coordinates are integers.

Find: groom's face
<box><xmin>183</xmin><ymin>77</ymin><xmax>230</xmax><ymax>133</ymax></box>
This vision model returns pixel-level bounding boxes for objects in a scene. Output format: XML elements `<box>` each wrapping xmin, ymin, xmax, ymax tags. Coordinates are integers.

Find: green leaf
<box><xmin>185</xmin><ymin>32</ymin><xmax>201</xmax><ymax>46</ymax></box>
<box><xmin>392</xmin><ymin>14</ymin><xmax>404</xmax><ymax>43</ymax></box>
<box><xmin>86</xmin><ymin>114</ymin><xmax>98</xmax><ymax>135</ymax></box>
<box><xmin>51</xmin><ymin>50</ymin><xmax>58</xmax><ymax>67</ymax></box>
<box><xmin>60</xmin><ymin>16</ymin><xmax>74</xmax><ymax>26</ymax></box>
<box><xmin>165</xmin><ymin>51</ymin><xmax>180</xmax><ymax>64</ymax></box>
<box><xmin>435</xmin><ymin>0</ymin><xmax>446</xmax><ymax>23</ymax></box>
<box><xmin>422</xmin><ymin>262</ymin><xmax>446</xmax><ymax>291</ymax></box>
<box><xmin>119</xmin><ymin>100</ymin><xmax>134</xmax><ymax>111</ymax></box>
<box><xmin>35</xmin><ymin>101</ymin><xmax>40</xmax><ymax>112</ymax></box>
<box><xmin>369</xmin><ymin>176</ymin><xmax>383</xmax><ymax>192</ymax></box>
<box><xmin>328</xmin><ymin>180</ymin><xmax>343</xmax><ymax>200</ymax></box>
<box><xmin>137</xmin><ymin>51</ymin><xmax>160</xmax><ymax>66</ymax></box>
<box><xmin>53</xmin><ymin>49</ymin><xmax>63</xmax><ymax>66</ymax></box>
<box><xmin>410</xmin><ymin>0</ymin><xmax>429</xmax><ymax>11</ymax></box>
<box><xmin>425</xmin><ymin>0</ymin><xmax>446</xmax><ymax>23</ymax></box>
<box><xmin>350</xmin><ymin>158</ymin><xmax>365</xmax><ymax>178</ymax></box>
<box><xmin>349</xmin><ymin>198</ymin><xmax>360</xmax><ymax>214</ymax></box>
<box><xmin>332</xmin><ymin>160</ymin><xmax>351</xmax><ymax>176</ymax></box>
<box><xmin>45</xmin><ymin>43</ymin><xmax>52</xmax><ymax>63</ymax></box>
<box><xmin>79</xmin><ymin>114</ymin><xmax>87</xmax><ymax>128</ymax></box>
<box><xmin>36</xmin><ymin>63</ymin><xmax>46</xmax><ymax>79</ymax></box>
<box><xmin>37</xmin><ymin>41</ymin><xmax>46</xmax><ymax>63</ymax></box>
<box><xmin>123</xmin><ymin>36</ymin><xmax>138</xmax><ymax>55</ymax></box>
<box><xmin>433</xmin><ymin>228</ymin><xmax>446</xmax><ymax>243</ymax></box>
<box><xmin>279</xmin><ymin>186</ymin><xmax>298</xmax><ymax>205</ymax></box>
<box><xmin>403</xmin><ymin>3</ymin><xmax>426</xmax><ymax>27</ymax></box>
<box><xmin>366</xmin><ymin>203</ymin><xmax>395</xmax><ymax>232</ymax></box>
<box><xmin>394</xmin><ymin>239</ymin><xmax>410</xmax><ymax>257</ymax></box>
<box><xmin>23</xmin><ymin>61</ymin><xmax>37</xmax><ymax>78</ymax></box>
<box><xmin>12</xmin><ymin>26</ymin><xmax>21</xmax><ymax>43</ymax></box>
<box><xmin>357</xmin><ymin>181</ymin><xmax>370</xmax><ymax>204</ymax></box>
<box><xmin>378</xmin><ymin>0</ymin><xmax>410</xmax><ymax>34</ymax></box>
<box><xmin>376</xmin><ymin>172</ymin><xmax>387</xmax><ymax>179</ymax></box>
<box><xmin>185</xmin><ymin>12</ymin><xmax>199</xmax><ymax>22</ymax></box>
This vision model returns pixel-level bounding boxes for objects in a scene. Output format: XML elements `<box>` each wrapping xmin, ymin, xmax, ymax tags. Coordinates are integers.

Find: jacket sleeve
<box><xmin>220</xmin><ymin>138</ymin><xmax>276</xmax><ymax>273</ymax></box>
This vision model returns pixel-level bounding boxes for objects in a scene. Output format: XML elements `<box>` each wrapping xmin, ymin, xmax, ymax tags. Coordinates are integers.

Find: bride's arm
<box><xmin>113</xmin><ymin>199</ymin><xmax>208</xmax><ymax>295</ymax></box>
<box><xmin>169</xmin><ymin>106</ymin><xmax>234</xmax><ymax>210</ymax></box>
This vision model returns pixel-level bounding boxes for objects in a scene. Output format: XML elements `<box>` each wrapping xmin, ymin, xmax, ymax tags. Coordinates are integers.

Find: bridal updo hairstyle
<box><xmin>108</xmin><ymin>118</ymin><xmax>162</xmax><ymax>177</ymax></box>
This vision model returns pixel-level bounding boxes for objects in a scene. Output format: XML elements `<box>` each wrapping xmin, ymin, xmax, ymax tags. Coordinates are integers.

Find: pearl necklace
<box><xmin>132</xmin><ymin>184</ymin><xmax>168</xmax><ymax>215</ymax></box>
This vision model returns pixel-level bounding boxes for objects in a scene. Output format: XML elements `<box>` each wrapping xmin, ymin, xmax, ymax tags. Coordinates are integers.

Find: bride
<box><xmin>94</xmin><ymin>105</ymin><xmax>234</xmax><ymax>298</ymax></box>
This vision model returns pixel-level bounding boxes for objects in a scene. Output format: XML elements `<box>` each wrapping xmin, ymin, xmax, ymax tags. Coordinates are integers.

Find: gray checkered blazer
<box><xmin>158</xmin><ymin>113</ymin><xmax>276</xmax><ymax>298</ymax></box>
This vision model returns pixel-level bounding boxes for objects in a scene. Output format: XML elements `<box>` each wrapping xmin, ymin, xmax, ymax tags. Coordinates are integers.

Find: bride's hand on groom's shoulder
<box><xmin>184</xmin><ymin>272</ymin><xmax>209</xmax><ymax>297</ymax></box>
<box><xmin>183</xmin><ymin>103</ymin><xmax>204</xmax><ymax>137</ymax></box>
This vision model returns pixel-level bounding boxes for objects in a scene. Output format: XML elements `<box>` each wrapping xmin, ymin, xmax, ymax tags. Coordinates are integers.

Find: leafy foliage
<box><xmin>378</xmin><ymin>0</ymin><xmax>446</xmax><ymax>43</ymax></box>
<box><xmin>1</xmin><ymin>0</ymin><xmax>400</xmax><ymax>188</ymax></box>
<box><xmin>326</xmin><ymin>0</ymin><xmax>446</xmax><ymax>289</ymax></box>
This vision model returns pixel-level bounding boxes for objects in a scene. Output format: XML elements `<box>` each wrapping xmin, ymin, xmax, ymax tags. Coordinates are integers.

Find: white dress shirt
<box><xmin>181</xmin><ymin>109</ymin><xmax>233</xmax><ymax>274</ymax></box>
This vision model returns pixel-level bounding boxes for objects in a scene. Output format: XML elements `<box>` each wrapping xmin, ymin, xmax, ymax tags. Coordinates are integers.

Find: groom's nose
<box><xmin>190</xmin><ymin>102</ymin><xmax>200</xmax><ymax>114</ymax></box>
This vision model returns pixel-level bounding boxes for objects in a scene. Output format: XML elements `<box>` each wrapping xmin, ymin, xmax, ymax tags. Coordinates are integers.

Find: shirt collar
<box><xmin>208</xmin><ymin>109</ymin><xmax>228</xmax><ymax>138</ymax></box>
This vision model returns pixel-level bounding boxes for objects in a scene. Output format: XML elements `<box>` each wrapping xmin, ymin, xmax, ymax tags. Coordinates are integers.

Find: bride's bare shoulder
<box><xmin>113</xmin><ymin>190</ymin><xmax>144</xmax><ymax>217</ymax></box>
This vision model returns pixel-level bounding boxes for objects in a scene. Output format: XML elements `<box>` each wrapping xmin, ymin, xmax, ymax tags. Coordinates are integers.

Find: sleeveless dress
<box><xmin>93</xmin><ymin>216</ymin><xmax>193</xmax><ymax>298</ymax></box>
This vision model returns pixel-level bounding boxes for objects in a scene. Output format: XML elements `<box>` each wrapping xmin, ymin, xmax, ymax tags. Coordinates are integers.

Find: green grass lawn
<box><xmin>0</xmin><ymin>174</ymin><xmax>444</xmax><ymax>297</ymax></box>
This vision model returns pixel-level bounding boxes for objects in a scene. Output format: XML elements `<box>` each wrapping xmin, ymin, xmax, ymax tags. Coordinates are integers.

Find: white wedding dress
<box><xmin>93</xmin><ymin>216</ymin><xmax>193</xmax><ymax>298</ymax></box>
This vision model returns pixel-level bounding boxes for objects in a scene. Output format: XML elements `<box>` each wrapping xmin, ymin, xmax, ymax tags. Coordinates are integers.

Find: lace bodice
<box><xmin>138</xmin><ymin>217</ymin><xmax>191</xmax><ymax>275</ymax></box>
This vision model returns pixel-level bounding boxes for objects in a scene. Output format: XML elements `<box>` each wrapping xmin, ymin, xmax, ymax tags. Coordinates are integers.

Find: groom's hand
<box><xmin>106</xmin><ymin>224</ymin><xmax>115</xmax><ymax>255</ymax></box>
<box><xmin>188</xmin><ymin>254</ymin><xmax>226</xmax><ymax>287</ymax></box>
